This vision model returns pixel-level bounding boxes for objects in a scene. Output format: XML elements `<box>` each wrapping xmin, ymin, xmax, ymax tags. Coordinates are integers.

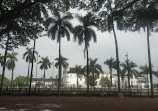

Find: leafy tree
<box><xmin>39</xmin><ymin>56</ymin><xmax>52</xmax><ymax>85</ymax></box>
<box><xmin>0</xmin><ymin>32</ymin><xmax>29</xmax><ymax>95</ymax></box>
<box><xmin>6</xmin><ymin>52</ymin><xmax>18</xmax><ymax>87</ymax></box>
<box><xmin>120</xmin><ymin>59</ymin><xmax>138</xmax><ymax>91</ymax></box>
<box><xmin>73</xmin><ymin>12</ymin><xmax>99</xmax><ymax>96</ymax></box>
<box><xmin>0</xmin><ymin>0</ymin><xmax>50</xmax><ymax>37</ymax></box>
<box><xmin>89</xmin><ymin>58</ymin><xmax>103</xmax><ymax>90</ymax></box>
<box><xmin>104</xmin><ymin>57</ymin><xmax>115</xmax><ymax>87</ymax></box>
<box><xmin>14</xmin><ymin>76</ymin><xmax>27</xmax><ymax>87</ymax></box>
<box><xmin>100</xmin><ymin>77</ymin><xmax>111</xmax><ymax>87</ymax></box>
<box><xmin>45</xmin><ymin>11</ymin><xmax>73</xmax><ymax>96</ymax></box>
<box><xmin>85</xmin><ymin>75</ymin><xmax>98</xmax><ymax>87</ymax></box>
<box><xmin>0</xmin><ymin>74</ymin><xmax>10</xmax><ymax>87</ymax></box>
<box><xmin>23</xmin><ymin>47</ymin><xmax>38</xmax><ymax>86</ymax></box>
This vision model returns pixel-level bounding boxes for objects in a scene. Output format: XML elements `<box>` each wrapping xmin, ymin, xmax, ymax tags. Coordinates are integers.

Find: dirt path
<box><xmin>0</xmin><ymin>96</ymin><xmax>158</xmax><ymax>111</ymax></box>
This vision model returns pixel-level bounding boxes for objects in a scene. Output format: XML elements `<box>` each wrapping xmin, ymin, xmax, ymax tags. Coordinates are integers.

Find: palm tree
<box><xmin>75</xmin><ymin>65</ymin><xmax>84</xmax><ymax>90</ymax></box>
<box><xmin>98</xmin><ymin>0</ymin><xmax>123</xmax><ymax>92</ymax></box>
<box><xmin>73</xmin><ymin>12</ymin><xmax>99</xmax><ymax>96</ymax></box>
<box><xmin>89</xmin><ymin>58</ymin><xmax>103</xmax><ymax>91</ymax></box>
<box><xmin>104</xmin><ymin>57</ymin><xmax>115</xmax><ymax>87</ymax></box>
<box><xmin>55</xmin><ymin>56</ymin><xmax>69</xmax><ymax>79</ymax></box>
<box><xmin>23</xmin><ymin>47</ymin><xmax>38</xmax><ymax>86</ymax></box>
<box><xmin>0</xmin><ymin>33</ymin><xmax>10</xmax><ymax>95</ymax></box>
<box><xmin>139</xmin><ymin>64</ymin><xmax>157</xmax><ymax>96</ymax></box>
<box><xmin>45</xmin><ymin>11</ymin><xmax>73</xmax><ymax>96</ymax></box>
<box><xmin>124</xmin><ymin>1</ymin><xmax>158</xmax><ymax>98</ymax></box>
<box><xmin>120</xmin><ymin>60</ymin><xmax>138</xmax><ymax>92</ymax></box>
<box><xmin>39</xmin><ymin>56</ymin><xmax>52</xmax><ymax>85</ymax></box>
<box><xmin>6</xmin><ymin>52</ymin><xmax>18</xmax><ymax>87</ymax></box>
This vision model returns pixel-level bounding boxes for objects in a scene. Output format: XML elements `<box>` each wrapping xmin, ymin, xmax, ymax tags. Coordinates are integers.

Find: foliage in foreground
<box><xmin>0</xmin><ymin>74</ymin><xmax>10</xmax><ymax>86</ymax></box>
<box><xmin>100</xmin><ymin>77</ymin><xmax>111</xmax><ymax>87</ymax></box>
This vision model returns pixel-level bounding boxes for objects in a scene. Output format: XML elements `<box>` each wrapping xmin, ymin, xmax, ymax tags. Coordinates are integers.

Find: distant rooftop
<box><xmin>68</xmin><ymin>68</ymin><xmax>76</xmax><ymax>73</ymax></box>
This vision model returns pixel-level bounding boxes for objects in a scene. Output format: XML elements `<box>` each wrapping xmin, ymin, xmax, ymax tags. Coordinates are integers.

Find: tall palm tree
<box><xmin>125</xmin><ymin>1</ymin><xmax>158</xmax><ymax>98</ymax></box>
<box><xmin>104</xmin><ymin>57</ymin><xmax>115</xmax><ymax>87</ymax></box>
<box><xmin>0</xmin><ymin>33</ymin><xmax>10</xmax><ymax>95</ymax></box>
<box><xmin>89</xmin><ymin>58</ymin><xmax>103</xmax><ymax>91</ymax></box>
<box><xmin>73</xmin><ymin>12</ymin><xmax>99</xmax><ymax>96</ymax></box>
<box><xmin>98</xmin><ymin>0</ymin><xmax>123</xmax><ymax>92</ymax></box>
<box><xmin>6</xmin><ymin>52</ymin><xmax>18</xmax><ymax>87</ymax></box>
<box><xmin>45</xmin><ymin>11</ymin><xmax>73</xmax><ymax>96</ymax></box>
<box><xmin>39</xmin><ymin>56</ymin><xmax>52</xmax><ymax>85</ymax></box>
<box><xmin>75</xmin><ymin>65</ymin><xmax>84</xmax><ymax>90</ymax></box>
<box><xmin>120</xmin><ymin>60</ymin><xmax>138</xmax><ymax>92</ymax></box>
<box><xmin>23</xmin><ymin>47</ymin><xmax>38</xmax><ymax>86</ymax></box>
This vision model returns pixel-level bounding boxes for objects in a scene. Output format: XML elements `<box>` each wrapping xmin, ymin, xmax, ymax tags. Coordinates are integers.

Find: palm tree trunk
<box><xmin>77</xmin><ymin>74</ymin><xmax>79</xmax><ymax>91</ymax></box>
<box><xmin>147</xmin><ymin>23</ymin><xmax>153</xmax><ymax>98</ymax></box>
<box><xmin>0</xmin><ymin>33</ymin><xmax>10</xmax><ymax>95</ymax></box>
<box><xmin>27</xmin><ymin>62</ymin><xmax>30</xmax><ymax>87</ymax></box>
<box><xmin>122</xmin><ymin>78</ymin><xmax>124</xmax><ymax>89</ymax></box>
<box><xmin>128</xmin><ymin>71</ymin><xmax>131</xmax><ymax>95</ymax></box>
<box><xmin>147</xmin><ymin>73</ymin><xmax>149</xmax><ymax>96</ymax></box>
<box><xmin>11</xmin><ymin>69</ymin><xmax>14</xmax><ymax>87</ymax></box>
<box><xmin>110</xmin><ymin>68</ymin><xmax>112</xmax><ymax>87</ymax></box>
<box><xmin>86</xmin><ymin>48</ymin><xmax>90</xmax><ymax>96</ymax></box>
<box><xmin>58</xmin><ymin>37</ymin><xmax>61</xmax><ymax>97</ymax></box>
<box><xmin>28</xmin><ymin>38</ymin><xmax>36</xmax><ymax>96</ymax></box>
<box><xmin>36</xmin><ymin>53</ymin><xmax>38</xmax><ymax>78</ymax></box>
<box><xmin>93</xmin><ymin>70</ymin><xmax>95</xmax><ymax>91</ymax></box>
<box><xmin>44</xmin><ymin>69</ymin><xmax>46</xmax><ymax>85</ymax></box>
<box><xmin>112</xmin><ymin>20</ymin><xmax>121</xmax><ymax>93</ymax></box>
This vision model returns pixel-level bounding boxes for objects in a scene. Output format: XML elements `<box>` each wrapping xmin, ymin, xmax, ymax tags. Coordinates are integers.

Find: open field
<box><xmin>0</xmin><ymin>96</ymin><xmax>158</xmax><ymax>111</ymax></box>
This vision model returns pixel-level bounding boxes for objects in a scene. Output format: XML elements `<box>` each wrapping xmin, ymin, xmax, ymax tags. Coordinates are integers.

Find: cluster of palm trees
<box><xmin>74</xmin><ymin>58</ymin><xmax>103</xmax><ymax>92</ymax></box>
<box><xmin>44</xmin><ymin>11</ymin><xmax>101</xmax><ymax>96</ymax></box>
<box><xmin>0</xmin><ymin>52</ymin><xmax>18</xmax><ymax>87</ymax></box>
<box><xmin>104</xmin><ymin>56</ymin><xmax>158</xmax><ymax>95</ymax></box>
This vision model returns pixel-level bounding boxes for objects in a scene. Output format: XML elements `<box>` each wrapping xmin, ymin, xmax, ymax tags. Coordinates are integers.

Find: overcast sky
<box><xmin>0</xmin><ymin>9</ymin><xmax>158</xmax><ymax>83</ymax></box>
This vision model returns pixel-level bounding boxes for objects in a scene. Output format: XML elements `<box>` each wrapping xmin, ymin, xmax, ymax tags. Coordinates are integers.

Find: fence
<box><xmin>2</xmin><ymin>87</ymin><xmax>158</xmax><ymax>96</ymax></box>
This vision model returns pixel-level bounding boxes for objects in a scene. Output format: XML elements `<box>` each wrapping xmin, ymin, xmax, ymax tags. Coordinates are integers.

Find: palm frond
<box><xmin>61</xmin><ymin>13</ymin><xmax>73</xmax><ymax>21</ymax></box>
<box><xmin>44</xmin><ymin>18</ymin><xmax>57</xmax><ymax>29</ymax></box>
<box><xmin>63</xmin><ymin>21</ymin><xmax>73</xmax><ymax>32</ymax></box>
<box><xmin>87</xmin><ymin>28</ymin><xmax>97</xmax><ymax>42</ymax></box>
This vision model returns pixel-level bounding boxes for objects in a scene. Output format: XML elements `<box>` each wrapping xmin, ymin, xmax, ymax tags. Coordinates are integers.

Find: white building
<box><xmin>62</xmin><ymin>67</ymin><xmax>150</xmax><ymax>89</ymax></box>
<box><xmin>31</xmin><ymin>78</ymin><xmax>57</xmax><ymax>88</ymax></box>
<box><xmin>62</xmin><ymin>68</ymin><xmax>86</xmax><ymax>88</ymax></box>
